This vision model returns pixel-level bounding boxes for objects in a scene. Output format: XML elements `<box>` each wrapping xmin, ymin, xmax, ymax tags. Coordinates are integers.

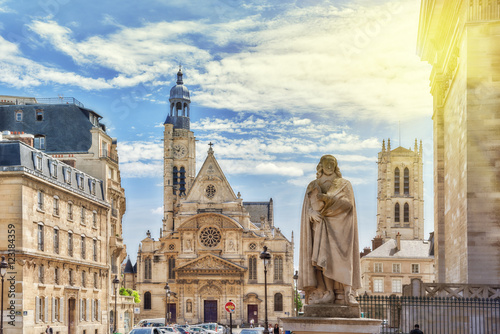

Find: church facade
<box><xmin>130</xmin><ymin>69</ymin><xmax>295</xmax><ymax>325</ymax></box>
<box><xmin>376</xmin><ymin>139</ymin><xmax>424</xmax><ymax>241</ymax></box>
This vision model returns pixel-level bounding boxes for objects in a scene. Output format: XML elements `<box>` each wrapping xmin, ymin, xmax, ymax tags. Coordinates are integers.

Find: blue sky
<box><xmin>0</xmin><ymin>0</ymin><xmax>433</xmax><ymax>268</ymax></box>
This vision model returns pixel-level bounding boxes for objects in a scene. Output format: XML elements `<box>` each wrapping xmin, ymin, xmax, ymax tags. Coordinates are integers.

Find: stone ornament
<box><xmin>199</xmin><ymin>226</ymin><xmax>221</xmax><ymax>247</ymax></box>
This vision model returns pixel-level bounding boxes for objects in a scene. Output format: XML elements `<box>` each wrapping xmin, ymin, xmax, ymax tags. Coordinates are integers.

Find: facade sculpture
<box><xmin>298</xmin><ymin>155</ymin><xmax>361</xmax><ymax>305</ymax></box>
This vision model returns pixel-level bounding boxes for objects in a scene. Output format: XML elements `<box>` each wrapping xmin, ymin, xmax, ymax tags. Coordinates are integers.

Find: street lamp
<box><xmin>293</xmin><ymin>270</ymin><xmax>299</xmax><ymax>317</ymax></box>
<box><xmin>260</xmin><ymin>246</ymin><xmax>271</xmax><ymax>334</ymax></box>
<box><xmin>0</xmin><ymin>256</ymin><xmax>8</xmax><ymax>334</ymax></box>
<box><xmin>112</xmin><ymin>275</ymin><xmax>120</xmax><ymax>334</ymax></box>
<box><xmin>164</xmin><ymin>283</ymin><xmax>171</xmax><ymax>325</ymax></box>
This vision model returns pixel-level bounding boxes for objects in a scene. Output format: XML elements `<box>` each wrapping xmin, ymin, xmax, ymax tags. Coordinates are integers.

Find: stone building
<box><xmin>0</xmin><ymin>98</ymin><xmax>131</xmax><ymax>333</ymax></box>
<box><xmin>0</xmin><ymin>140</ymin><xmax>111</xmax><ymax>334</ymax></box>
<box><xmin>128</xmin><ymin>69</ymin><xmax>295</xmax><ymax>326</ymax></box>
<box><xmin>417</xmin><ymin>1</ymin><xmax>500</xmax><ymax>284</ymax></box>
<box><xmin>359</xmin><ymin>234</ymin><xmax>435</xmax><ymax>296</ymax></box>
<box><xmin>376</xmin><ymin>139</ymin><xmax>424</xmax><ymax>241</ymax></box>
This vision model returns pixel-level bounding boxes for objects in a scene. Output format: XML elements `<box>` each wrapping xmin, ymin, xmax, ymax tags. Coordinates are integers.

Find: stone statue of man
<box><xmin>298</xmin><ymin>154</ymin><xmax>362</xmax><ymax>305</ymax></box>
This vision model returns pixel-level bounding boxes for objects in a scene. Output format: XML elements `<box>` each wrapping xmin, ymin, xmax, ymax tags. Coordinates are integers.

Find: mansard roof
<box><xmin>0</xmin><ymin>103</ymin><xmax>103</xmax><ymax>153</ymax></box>
<box><xmin>0</xmin><ymin>140</ymin><xmax>106</xmax><ymax>203</ymax></box>
<box><xmin>364</xmin><ymin>239</ymin><xmax>434</xmax><ymax>259</ymax></box>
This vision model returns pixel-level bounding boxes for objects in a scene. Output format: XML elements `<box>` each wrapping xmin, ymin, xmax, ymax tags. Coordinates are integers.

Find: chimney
<box><xmin>396</xmin><ymin>232</ymin><xmax>401</xmax><ymax>251</ymax></box>
<box><xmin>360</xmin><ymin>247</ymin><xmax>371</xmax><ymax>258</ymax></box>
<box><xmin>372</xmin><ymin>236</ymin><xmax>384</xmax><ymax>251</ymax></box>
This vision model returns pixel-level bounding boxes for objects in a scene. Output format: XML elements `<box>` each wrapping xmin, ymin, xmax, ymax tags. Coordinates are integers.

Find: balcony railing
<box><xmin>100</xmin><ymin>149</ymin><xmax>119</xmax><ymax>164</ymax></box>
<box><xmin>36</xmin><ymin>97</ymin><xmax>84</xmax><ymax>108</ymax></box>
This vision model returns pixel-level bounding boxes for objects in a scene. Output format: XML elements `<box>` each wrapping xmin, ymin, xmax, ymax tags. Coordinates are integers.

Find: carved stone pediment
<box><xmin>176</xmin><ymin>254</ymin><xmax>245</xmax><ymax>274</ymax></box>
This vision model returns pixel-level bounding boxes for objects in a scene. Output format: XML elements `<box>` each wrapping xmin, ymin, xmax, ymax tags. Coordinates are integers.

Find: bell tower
<box><xmin>376</xmin><ymin>138</ymin><xmax>424</xmax><ymax>241</ymax></box>
<box><xmin>163</xmin><ymin>66</ymin><xmax>196</xmax><ymax>232</ymax></box>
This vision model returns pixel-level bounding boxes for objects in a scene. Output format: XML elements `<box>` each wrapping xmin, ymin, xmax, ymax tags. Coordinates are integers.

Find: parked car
<box><xmin>239</xmin><ymin>327</ymin><xmax>265</xmax><ymax>334</ymax></box>
<box><xmin>128</xmin><ymin>328</ymin><xmax>163</xmax><ymax>334</ymax></box>
<box><xmin>188</xmin><ymin>326</ymin><xmax>209</xmax><ymax>334</ymax></box>
<box><xmin>158</xmin><ymin>327</ymin><xmax>181</xmax><ymax>334</ymax></box>
<box><xmin>135</xmin><ymin>318</ymin><xmax>166</xmax><ymax>328</ymax></box>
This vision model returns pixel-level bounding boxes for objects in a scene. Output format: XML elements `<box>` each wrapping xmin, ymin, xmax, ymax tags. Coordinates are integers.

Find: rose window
<box><xmin>168</xmin><ymin>244</ymin><xmax>175</xmax><ymax>251</ymax></box>
<box><xmin>249</xmin><ymin>243</ymin><xmax>257</xmax><ymax>250</ymax></box>
<box><xmin>205</xmin><ymin>184</ymin><xmax>216</xmax><ymax>199</ymax></box>
<box><xmin>200</xmin><ymin>227</ymin><xmax>221</xmax><ymax>248</ymax></box>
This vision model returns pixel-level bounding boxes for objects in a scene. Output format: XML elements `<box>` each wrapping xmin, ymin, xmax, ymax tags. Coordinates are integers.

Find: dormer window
<box><xmin>35</xmin><ymin>109</ymin><xmax>44</xmax><ymax>121</ymax></box>
<box><xmin>49</xmin><ymin>160</ymin><xmax>58</xmax><ymax>178</ymax></box>
<box><xmin>63</xmin><ymin>167</ymin><xmax>72</xmax><ymax>184</ymax></box>
<box><xmin>15</xmin><ymin>110</ymin><xmax>22</xmax><ymax>122</ymax></box>
<box><xmin>34</xmin><ymin>135</ymin><xmax>45</xmax><ymax>150</ymax></box>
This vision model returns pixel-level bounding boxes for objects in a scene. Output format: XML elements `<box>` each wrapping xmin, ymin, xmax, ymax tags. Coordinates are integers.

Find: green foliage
<box><xmin>119</xmin><ymin>287</ymin><xmax>130</xmax><ymax>296</ymax></box>
<box><xmin>294</xmin><ymin>288</ymin><xmax>303</xmax><ymax>312</ymax></box>
<box><xmin>132</xmin><ymin>290</ymin><xmax>141</xmax><ymax>304</ymax></box>
<box><xmin>119</xmin><ymin>287</ymin><xmax>141</xmax><ymax>303</ymax></box>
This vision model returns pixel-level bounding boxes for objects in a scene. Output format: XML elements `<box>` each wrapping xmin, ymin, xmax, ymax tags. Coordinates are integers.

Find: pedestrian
<box><xmin>273</xmin><ymin>323</ymin><xmax>280</xmax><ymax>334</ymax></box>
<box><xmin>410</xmin><ymin>324</ymin><xmax>423</xmax><ymax>334</ymax></box>
<box><xmin>46</xmin><ymin>325</ymin><xmax>53</xmax><ymax>334</ymax></box>
<box><xmin>250</xmin><ymin>319</ymin><xmax>254</xmax><ymax>328</ymax></box>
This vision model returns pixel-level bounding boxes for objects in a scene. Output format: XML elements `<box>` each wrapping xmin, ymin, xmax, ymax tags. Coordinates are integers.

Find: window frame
<box><xmin>392</xmin><ymin>278</ymin><xmax>402</xmax><ymax>293</ymax></box>
<box><xmin>37</xmin><ymin>191</ymin><xmax>44</xmax><ymax>211</ymax></box>
<box><xmin>53</xmin><ymin>196</ymin><xmax>60</xmax><ymax>216</ymax></box>
<box><xmin>374</xmin><ymin>262</ymin><xmax>383</xmax><ymax>273</ymax></box>
<box><xmin>53</xmin><ymin>227</ymin><xmax>59</xmax><ymax>254</ymax></box>
<box><xmin>392</xmin><ymin>263</ymin><xmax>401</xmax><ymax>274</ymax></box>
<box><xmin>15</xmin><ymin>110</ymin><xmax>22</xmax><ymax>122</ymax></box>
<box><xmin>411</xmin><ymin>263</ymin><xmax>420</xmax><ymax>274</ymax></box>
<box><xmin>274</xmin><ymin>293</ymin><xmax>283</xmax><ymax>312</ymax></box>
<box><xmin>37</xmin><ymin>223</ymin><xmax>44</xmax><ymax>251</ymax></box>
<box><xmin>373</xmin><ymin>278</ymin><xmax>384</xmax><ymax>293</ymax></box>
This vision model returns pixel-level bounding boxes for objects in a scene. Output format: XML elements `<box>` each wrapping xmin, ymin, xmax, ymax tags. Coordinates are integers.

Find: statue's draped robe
<box><xmin>298</xmin><ymin>177</ymin><xmax>362</xmax><ymax>291</ymax></box>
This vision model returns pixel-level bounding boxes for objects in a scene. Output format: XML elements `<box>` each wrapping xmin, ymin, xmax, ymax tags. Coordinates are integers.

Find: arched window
<box><xmin>173</xmin><ymin>167</ymin><xmax>178</xmax><ymax>195</ymax></box>
<box><xmin>176</xmin><ymin>102</ymin><xmax>182</xmax><ymax>116</ymax></box>
<box><xmin>249</xmin><ymin>257</ymin><xmax>257</xmax><ymax>280</ymax></box>
<box><xmin>274</xmin><ymin>293</ymin><xmax>283</xmax><ymax>312</ymax></box>
<box><xmin>144</xmin><ymin>292</ymin><xmax>151</xmax><ymax>310</ymax></box>
<box><xmin>144</xmin><ymin>258</ymin><xmax>152</xmax><ymax>280</ymax></box>
<box><xmin>394</xmin><ymin>168</ymin><xmax>400</xmax><ymax>195</ymax></box>
<box><xmin>274</xmin><ymin>256</ymin><xmax>283</xmax><ymax>281</ymax></box>
<box><xmin>404</xmin><ymin>168</ymin><xmax>409</xmax><ymax>195</ymax></box>
<box><xmin>179</xmin><ymin>167</ymin><xmax>186</xmax><ymax>196</ymax></box>
<box><xmin>394</xmin><ymin>203</ymin><xmax>400</xmax><ymax>223</ymax></box>
<box><xmin>168</xmin><ymin>257</ymin><xmax>175</xmax><ymax>280</ymax></box>
<box><xmin>404</xmin><ymin>203</ymin><xmax>409</xmax><ymax>223</ymax></box>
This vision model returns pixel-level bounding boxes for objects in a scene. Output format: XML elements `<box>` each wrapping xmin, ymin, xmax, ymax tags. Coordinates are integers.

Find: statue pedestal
<box><xmin>304</xmin><ymin>304</ymin><xmax>360</xmax><ymax>318</ymax></box>
<box><xmin>281</xmin><ymin>305</ymin><xmax>381</xmax><ymax>334</ymax></box>
<box><xmin>280</xmin><ymin>317</ymin><xmax>381</xmax><ymax>334</ymax></box>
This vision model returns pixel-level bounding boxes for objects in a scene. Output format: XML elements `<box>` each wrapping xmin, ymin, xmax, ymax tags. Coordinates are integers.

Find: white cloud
<box><xmin>10</xmin><ymin>0</ymin><xmax>430</xmax><ymax>123</ymax></box>
<box><xmin>151</xmin><ymin>206</ymin><xmax>163</xmax><ymax>215</ymax></box>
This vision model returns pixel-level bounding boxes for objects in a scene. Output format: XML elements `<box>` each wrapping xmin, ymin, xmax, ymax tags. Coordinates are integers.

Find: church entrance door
<box><xmin>168</xmin><ymin>303</ymin><xmax>177</xmax><ymax>324</ymax></box>
<box><xmin>247</xmin><ymin>305</ymin><xmax>258</xmax><ymax>325</ymax></box>
<box><xmin>204</xmin><ymin>300</ymin><xmax>217</xmax><ymax>323</ymax></box>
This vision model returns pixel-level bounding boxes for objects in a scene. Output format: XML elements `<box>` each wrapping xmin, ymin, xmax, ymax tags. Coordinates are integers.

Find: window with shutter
<box><xmin>35</xmin><ymin>297</ymin><xmax>40</xmax><ymax>323</ymax></box>
<box><xmin>44</xmin><ymin>296</ymin><xmax>48</xmax><ymax>323</ymax></box>
<box><xmin>60</xmin><ymin>298</ymin><xmax>64</xmax><ymax>323</ymax></box>
<box><xmin>98</xmin><ymin>300</ymin><xmax>101</xmax><ymax>322</ymax></box>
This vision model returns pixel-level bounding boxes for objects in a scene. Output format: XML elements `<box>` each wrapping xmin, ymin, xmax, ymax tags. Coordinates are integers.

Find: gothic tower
<box><xmin>376</xmin><ymin>138</ymin><xmax>424</xmax><ymax>241</ymax></box>
<box><xmin>163</xmin><ymin>67</ymin><xmax>196</xmax><ymax>232</ymax></box>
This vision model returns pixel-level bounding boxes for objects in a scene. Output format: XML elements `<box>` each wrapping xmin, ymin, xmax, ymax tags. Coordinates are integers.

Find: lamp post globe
<box><xmin>112</xmin><ymin>275</ymin><xmax>120</xmax><ymax>334</ymax></box>
<box><xmin>260</xmin><ymin>246</ymin><xmax>271</xmax><ymax>334</ymax></box>
<box><xmin>293</xmin><ymin>270</ymin><xmax>299</xmax><ymax>317</ymax></box>
<box><xmin>1</xmin><ymin>256</ymin><xmax>8</xmax><ymax>334</ymax></box>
